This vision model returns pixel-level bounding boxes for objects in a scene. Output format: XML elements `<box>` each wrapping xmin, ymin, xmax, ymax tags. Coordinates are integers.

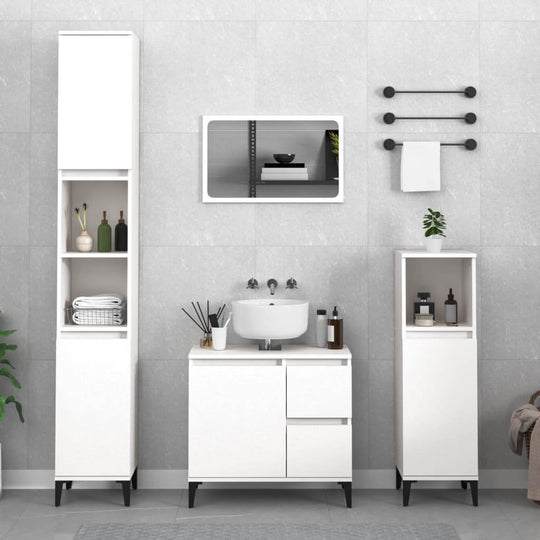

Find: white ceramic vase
<box><xmin>76</xmin><ymin>230</ymin><xmax>93</xmax><ymax>252</ymax></box>
<box><xmin>425</xmin><ymin>236</ymin><xmax>443</xmax><ymax>253</ymax></box>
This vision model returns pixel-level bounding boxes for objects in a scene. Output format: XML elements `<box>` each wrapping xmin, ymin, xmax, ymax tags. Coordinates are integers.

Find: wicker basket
<box><xmin>525</xmin><ymin>390</ymin><xmax>540</xmax><ymax>460</ymax></box>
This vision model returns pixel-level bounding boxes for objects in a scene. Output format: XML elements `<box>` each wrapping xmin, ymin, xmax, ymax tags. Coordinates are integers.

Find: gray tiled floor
<box><xmin>0</xmin><ymin>489</ymin><xmax>539</xmax><ymax>539</ymax></box>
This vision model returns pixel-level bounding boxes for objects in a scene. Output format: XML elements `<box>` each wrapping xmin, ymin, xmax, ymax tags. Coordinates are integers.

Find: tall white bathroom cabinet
<box><xmin>55</xmin><ymin>32</ymin><xmax>140</xmax><ymax>507</ymax></box>
<box><xmin>394</xmin><ymin>251</ymin><xmax>478</xmax><ymax>506</ymax></box>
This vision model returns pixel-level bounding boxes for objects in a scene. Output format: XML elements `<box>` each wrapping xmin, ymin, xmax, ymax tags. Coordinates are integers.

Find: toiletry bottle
<box><xmin>115</xmin><ymin>210</ymin><xmax>128</xmax><ymax>252</ymax></box>
<box><xmin>414</xmin><ymin>292</ymin><xmax>435</xmax><ymax>320</ymax></box>
<box><xmin>327</xmin><ymin>306</ymin><xmax>343</xmax><ymax>350</ymax></box>
<box><xmin>315</xmin><ymin>309</ymin><xmax>327</xmax><ymax>348</ymax></box>
<box><xmin>97</xmin><ymin>211</ymin><xmax>112</xmax><ymax>252</ymax></box>
<box><xmin>444</xmin><ymin>288</ymin><xmax>458</xmax><ymax>326</ymax></box>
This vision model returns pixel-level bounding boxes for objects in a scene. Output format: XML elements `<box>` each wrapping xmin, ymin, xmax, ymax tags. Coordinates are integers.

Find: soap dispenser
<box><xmin>444</xmin><ymin>288</ymin><xmax>458</xmax><ymax>326</ymax></box>
<box><xmin>97</xmin><ymin>211</ymin><xmax>112</xmax><ymax>252</ymax></box>
<box><xmin>327</xmin><ymin>306</ymin><xmax>343</xmax><ymax>350</ymax></box>
<box><xmin>115</xmin><ymin>210</ymin><xmax>128</xmax><ymax>252</ymax></box>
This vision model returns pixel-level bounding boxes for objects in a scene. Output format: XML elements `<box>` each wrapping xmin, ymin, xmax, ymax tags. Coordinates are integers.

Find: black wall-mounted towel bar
<box><xmin>383</xmin><ymin>86</ymin><xmax>477</xmax><ymax>98</ymax></box>
<box><xmin>384</xmin><ymin>112</ymin><xmax>477</xmax><ymax>124</ymax></box>
<box><xmin>383</xmin><ymin>138</ymin><xmax>477</xmax><ymax>151</ymax></box>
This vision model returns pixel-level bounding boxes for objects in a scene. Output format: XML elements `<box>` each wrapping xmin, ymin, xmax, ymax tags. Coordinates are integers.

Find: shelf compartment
<box><xmin>61</xmin><ymin>325</ymin><xmax>127</xmax><ymax>333</ymax></box>
<box><xmin>60</xmin><ymin>180</ymin><xmax>128</xmax><ymax>253</ymax></box>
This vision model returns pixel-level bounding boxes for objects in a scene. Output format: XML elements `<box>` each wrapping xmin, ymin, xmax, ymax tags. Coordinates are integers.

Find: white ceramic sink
<box><xmin>232</xmin><ymin>299</ymin><xmax>309</xmax><ymax>341</ymax></box>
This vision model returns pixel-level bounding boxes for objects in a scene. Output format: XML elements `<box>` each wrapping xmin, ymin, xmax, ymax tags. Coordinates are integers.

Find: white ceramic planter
<box><xmin>425</xmin><ymin>236</ymin><xmax>443</xmax><ymax>253</ymax></box>
<box><xmin>76</xmin><ymin>230</ymin><xmax>93</xmax><ymax>252</ymax></box>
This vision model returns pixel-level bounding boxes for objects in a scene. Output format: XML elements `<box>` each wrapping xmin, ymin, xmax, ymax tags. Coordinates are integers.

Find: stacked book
<box><xmin>261</xmin><ymin>163</ymin><xmax>309</xmax><ymax>181</ymax></box>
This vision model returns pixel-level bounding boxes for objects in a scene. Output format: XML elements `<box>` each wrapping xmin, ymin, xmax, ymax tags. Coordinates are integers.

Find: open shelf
<box><xmin>256</xmin><ymin>180</ymin><xmax>338</xmax><ymax>186</ymax></box>
<box><xmin>61</xmin><ymin>325</ymin><xmax>127</xmax><ymax>333</ymax></box>
<box><xmin>62</xmin><ymin>252</ymin><xmax>128</xmax><ymax>258</ymax></box>
<box><xmin>405</xmin><ymin>324</ymin><xmax>473</xmax><ymax>332</ymax></box>
<box><xmin>60</xmin><ymin>170</ymin><xmax>129</xmax><ymax>182</ymax></box>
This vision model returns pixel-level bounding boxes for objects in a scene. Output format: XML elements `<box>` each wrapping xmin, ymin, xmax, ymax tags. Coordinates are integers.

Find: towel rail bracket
<box><xmin>383</xmin><ymin>138</ymin><xmax>477</xmax><ymax>151</ymax></box>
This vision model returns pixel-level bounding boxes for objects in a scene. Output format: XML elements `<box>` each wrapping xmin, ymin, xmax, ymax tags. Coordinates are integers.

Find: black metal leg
<box><xmin>66</xmin><ymin>481</ymin><xmax>72</xmax><ymax>490</ymax></box>
<box><xmin>121</xmin><ymin>480</ymin><xmax>131</xmax><ymax>507</ymax></box>
<box><xmin>403</xmin><ymin>480</ymin><xmax>412</xmax><ymax>507</ymax></box>
<box><xmin>461</xmin><ymin>480</ymin><xmax>468</xmax><ymax>490</ymax></box>
<box><xmin>470</xmin><ymin>480</ymin><xmax>478</xmax><ymax>507</ymax></box>
<box><xmin>396</xmin><ymin>467</ymin><xmax>402</xmax><ymax>490</ymax></box>
<box><xmin>188</xmin><ymin>482</ymin><xmax>202</xmax><ymax>508</ymax></box>
<box><xmin>341</xmin><ymin>481</ymin><xmax>352</xmax><ymax>508</ymax></box>
<box><xmin>132</xmin><ymin>468</ymin><xmax>138</xmax><ymax>490</ymax></box>
<box><xmin>55</xmin><ymin>481</ymin><xmax>63</xmax><ymax>507</ymax></box>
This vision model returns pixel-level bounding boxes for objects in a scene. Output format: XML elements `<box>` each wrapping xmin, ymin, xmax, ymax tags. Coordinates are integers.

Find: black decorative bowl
<box><xmin>273</xmin><ymin>153</ymin><xmax>295</xmax><ymax>164</ymax></box>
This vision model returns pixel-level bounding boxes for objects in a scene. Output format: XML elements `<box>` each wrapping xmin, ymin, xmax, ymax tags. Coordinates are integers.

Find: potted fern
<box><xmin>0</xmin><ymin>329</ymin><xmax>24</xmax><ymax>497</ymax></box>
<box><xmin>423</xmin><ymin>208</ymin><xmax>446</xmax><ymax>252</ymax></box>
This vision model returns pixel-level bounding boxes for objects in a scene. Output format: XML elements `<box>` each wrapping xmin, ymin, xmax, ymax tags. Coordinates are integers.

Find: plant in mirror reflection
<box><xmin>423</xmin><ymin>208</ymin><xmax>446</xmax><ymax>238</ymax></box>
<box><xmin>329</xmin><ymin>131</ymin><xmax>339</xmax><ymax>155</ymax></box>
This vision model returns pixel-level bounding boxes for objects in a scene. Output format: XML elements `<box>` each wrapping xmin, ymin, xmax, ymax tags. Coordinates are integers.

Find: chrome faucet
<box><xmin>246</xmin><ymin>277</ymin><xmax>259</xmax><ymax>289</ymax></box>
<box><xmin>267</xmin><ymin>278</ymin><xmax>278</xmax><ymax>295</ymax></box>
<box><xmin>286</xmin><ymin>277</ymin><xmax>298</xmax><ymax>290</ymax></box>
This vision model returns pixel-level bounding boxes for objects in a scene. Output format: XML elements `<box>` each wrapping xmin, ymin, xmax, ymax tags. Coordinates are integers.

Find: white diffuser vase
<box><xmin>424</xmin><ymin>236</ymin><xmax>443</xmax><ymax>253</ymax></box>
<box><xmin>76</xmin><ymin>230</ymin><xmax>93</xmax><ymax>252</ymax></box>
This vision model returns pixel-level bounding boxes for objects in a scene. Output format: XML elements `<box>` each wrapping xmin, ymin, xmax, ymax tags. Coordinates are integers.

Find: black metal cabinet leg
<box><xmin>470</xmin><ymin>480</ymin><xmax>478</xmax><ymax>507</ymax></box>
<box><xmin>121</xmin><ymin>480</ymin><xmax>131</xmax><ymax>507</ymax></box>
<box><xmin>396</xmin><ymin>467</ymin><xmax>402</xmax><ymax>490</ymax></box>
<box><xmin>403</xmin><ymin>480</ymin><xmax>412</xmax><ymax>507</ymax></box>
<box><xmin>188</xmin><ymin>482</ymin><xmax>202</xmax><ymax>508</ymax></box>
<box><xmin>461</xmin><ymin>481</ymin><xmax>467</xmax><ymax>490</ymax></box>
<box><xmin>55</xmin><ymin>481</ymin><xmax>63</xmax><ymax>507</ymax></box>
<box><xmin>132</xmin><ymin>468</ymin><xmax>138</xmax><ymax>490</ymax></box>
<box><xmin>342</xmin><ymin>481</ymin><xmax>352</xmax><ymax>508</ymax></box>
<box><xmin>66</xmin><ymin>481</ymin><xmax>73</xmax><ymax>490</ymax></box>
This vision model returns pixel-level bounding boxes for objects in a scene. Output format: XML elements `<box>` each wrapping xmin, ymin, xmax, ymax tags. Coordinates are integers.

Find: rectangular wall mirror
<box><xmin>202</xmin><ymin>115</ymin><xmax>343</xmax><ymax>203</ymax></box>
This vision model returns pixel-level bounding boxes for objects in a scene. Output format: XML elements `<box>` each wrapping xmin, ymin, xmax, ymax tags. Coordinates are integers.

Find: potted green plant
<box><xmin>423</xmin><ymin>208</ymin><xmax>446</xmax><ymax>252</ymax></box>
<box><xmin>329</xmin><ymin>131</ymin><xmax>339</xmax><ymax>169</ymax></box>
<box><xmin>0</xmin><ymin>329</ymin><xmax>24</xmax><ymax>497</ymax></box>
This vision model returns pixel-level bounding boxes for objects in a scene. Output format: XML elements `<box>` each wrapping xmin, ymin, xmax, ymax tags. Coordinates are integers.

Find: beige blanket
<box><xmin>509</xmin><ymin>403</ymin><xmax>540</xmax><ymax>501</ymax></box>
<box><xmin>509</xmin><ymin>404</ymin><xmax>540</xmax><ymax>455</ymax></box>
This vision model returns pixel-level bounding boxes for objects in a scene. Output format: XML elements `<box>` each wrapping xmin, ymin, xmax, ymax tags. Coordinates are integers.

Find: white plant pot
<box><xmin>76</xmin><ymin>230</ymin><xmax>93</xmax><ymax>252</ymax></box>
<box><xmin>425</xmin><ymin>236</ymin><xmax>443</xmax><ymax>253</ymax></box>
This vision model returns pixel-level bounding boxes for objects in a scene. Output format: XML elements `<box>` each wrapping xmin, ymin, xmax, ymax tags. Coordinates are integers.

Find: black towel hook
<box><xmin>384</xmin><ymin>112</ymin><xmax>477</xmax><ymax>125</ymax></box>
<box><xmin>383</xmin><ymin>86</ymin><xmax>477</xmax><ymax>98</ymax></box>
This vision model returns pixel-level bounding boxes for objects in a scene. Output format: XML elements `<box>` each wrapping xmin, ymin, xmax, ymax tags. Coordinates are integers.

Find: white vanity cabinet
<box><xmin>394</xmin><ymin>251</ymin><xmax>478</xmax><ymax>507</ymax></box>
<box><xmin>188</xmin><ymin>345</ymin><xmax>352</xmax><ymax>508</ymax></box>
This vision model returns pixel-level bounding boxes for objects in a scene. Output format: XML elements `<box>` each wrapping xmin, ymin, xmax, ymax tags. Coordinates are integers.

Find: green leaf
<box><xmin>0</xmin><ymin>358</ymin><xmax>15</xmax><ymax>370</ymax></box>
<box><xmin>0</xmin><ymin>367</ymin><xmax>21</xmax><ymax>389</ymax></box>
<box><xmin>6</xmin><ymin>344</ymin><xmax>17</xmax><ymax>351</ymax></box>
<box><xmin>0</xmin><ymin>330</ymin><xmax>16</xmax><ymax>337</ymax></box>
<box><xmin>5</xmin><ymin>395</ymin><xmax>24</xmax><ymax>423</ymax></box>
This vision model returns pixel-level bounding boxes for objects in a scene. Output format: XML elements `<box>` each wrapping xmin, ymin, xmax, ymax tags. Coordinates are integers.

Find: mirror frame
<box><xmin>202</xmin><ymin>115</ymin><xmax>344</xmax><ymax>203</ymax></box>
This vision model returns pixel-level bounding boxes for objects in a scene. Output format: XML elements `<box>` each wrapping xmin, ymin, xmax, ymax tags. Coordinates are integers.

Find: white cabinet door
<box><xmin>287</xmin><ymin>425</ymin><xmax>352</xmax><ymax>478</ymax></box>
<box><xmin>58</xmin><ymin>34</ymin><xmax>136</xmax><ymax>169</ymax></box>
<box><xmin>55</xmin><ymin>338</ymin><xmax>132</xmax><ymax>477</ymax></box>
<box><xmin>287</xmin><ymin>365</ymin><xmax>351</xmax><ymax>418</ymax></box>
<box><xmin>402</xmin><ymin>339</ymin><xmax>478</xmax><ymax>477</ymax></box>
<box><xmin>189</xmin><ymin>365</ymin><xmax>286</xmax><ymax>478</ymax></box>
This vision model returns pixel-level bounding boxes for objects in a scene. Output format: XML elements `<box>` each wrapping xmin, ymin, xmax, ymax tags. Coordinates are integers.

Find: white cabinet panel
<box><xmin>287</xmin><ymin>366</ymin><xmax>351</xmax><ymax>418</ymax></box>
<box><xmin>58</xmin><ymin>34</ymin><xmax>137</xmax><ymax>169</ymax></box>
<box><xmin>55</xmin><ymin>338</ymin><xmax>132</xmax><ymax>477</ymax></box>
<box><xmin>287</xmin><ymin>425</ymin><xmax>352</xmax><ymax>477</ymax></box>
<box><xmin>189</xmin><ymin>365</ymin><xmax>286</xmax><ymax>478</ymax></box>
<box><xmin>402</xmin><ymin>339</ymin><xmax>478</xmax><ymax>476</ymax></box>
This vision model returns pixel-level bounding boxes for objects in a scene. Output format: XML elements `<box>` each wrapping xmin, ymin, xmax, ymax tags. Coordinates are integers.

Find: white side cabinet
<box><xmin>55</xmin><ymin>32</ymin><xmax>139</xmax><ymax>507</ymax></box>
<box><xmin>188</xmin><ymin>345</ymin><xmax>353</xmax><ymax>507</ymax></box>
<box><xmin>395</xmin><ymin>251</ymin><xmax>478</xmax><ymax>507</ymax></box>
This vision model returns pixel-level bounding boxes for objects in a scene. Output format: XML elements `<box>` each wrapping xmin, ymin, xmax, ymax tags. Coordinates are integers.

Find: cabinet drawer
<box><xmin>287</xmin><ymin>425</ymin><xmax>352</xmax><ymax>478</ymax></box>
<box><xmin>287</xmin><ymin>365</ymin><xmax>351</xmax><ymax>418</ymax></box>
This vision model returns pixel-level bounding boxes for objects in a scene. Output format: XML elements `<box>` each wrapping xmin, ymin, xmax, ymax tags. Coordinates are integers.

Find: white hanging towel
<box><xmin>400</xmin><ymin>141</ymin><xmax>441</xmax><ymax>192</ymax></box>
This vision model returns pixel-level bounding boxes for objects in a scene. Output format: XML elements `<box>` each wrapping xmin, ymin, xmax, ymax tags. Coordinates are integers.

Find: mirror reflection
<box><xmin>203</xmin><ymin>117</ymin><xmax>343</xmax><ymax>202</ymax></box>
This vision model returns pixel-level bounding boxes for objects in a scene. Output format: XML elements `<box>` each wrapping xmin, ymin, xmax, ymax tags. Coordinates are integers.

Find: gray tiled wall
<box><xmin>1</xmin><ymin>0</ymin><xmax>539</xmax><ymax>473</ymax></box>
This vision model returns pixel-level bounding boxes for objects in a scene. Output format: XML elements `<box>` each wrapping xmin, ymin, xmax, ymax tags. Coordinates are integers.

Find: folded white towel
<box><xmin>401</xmin><ymin>141</ymin><xmax>441</xmax><ymax>192</ymax></box>
<box><xmin>72</xmin><ymin>308</ymin><xmax>126</xmax><ymax>326</ymax></box>
<box><xmin>73</xmin><ymin>294</ymin><xmax>126</xmax><ymax>310</ymax></box>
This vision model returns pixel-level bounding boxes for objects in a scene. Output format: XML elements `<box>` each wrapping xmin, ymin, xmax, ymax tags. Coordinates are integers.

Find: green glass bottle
<box><xmin>97</xmin><ymin>211</ymin><xmax>112</xmax><ymax>252</ymax></box>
